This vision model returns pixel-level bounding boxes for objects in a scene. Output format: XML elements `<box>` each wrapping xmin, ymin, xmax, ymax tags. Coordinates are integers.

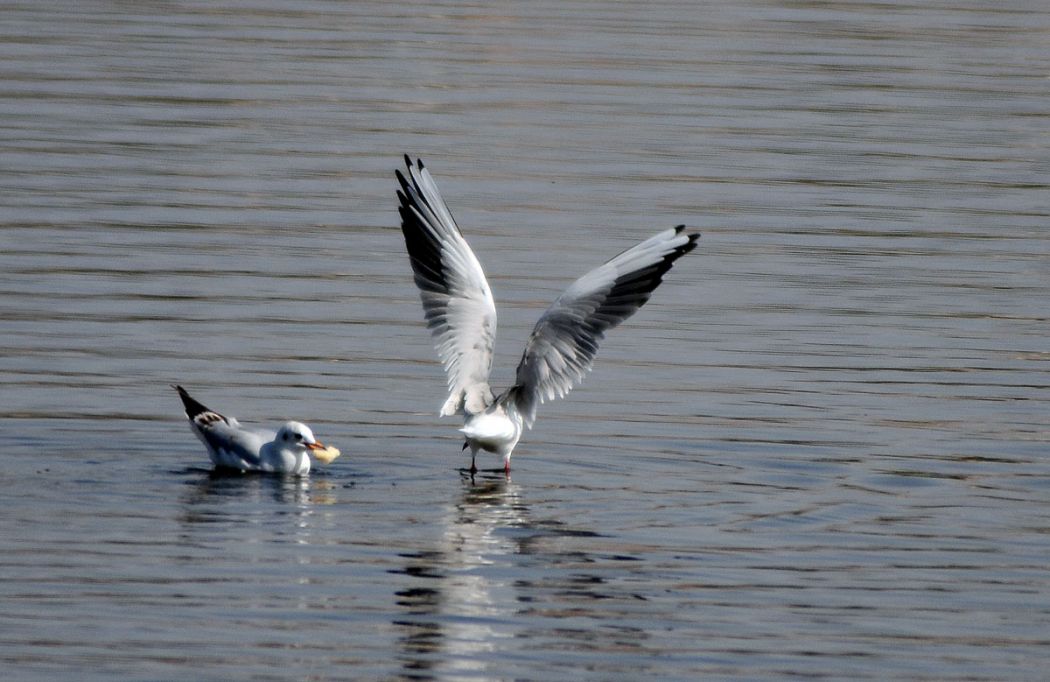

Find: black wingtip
<box><xmin>395</xmin><ymin>169</ymin><xmax>410</xmax><ymax>196</ymax></box>
<box><xmin>673</xmin><ymin>226</ymin><xmax>701</xmax><ymax>255</ymax></box>
<box><xmin>401</xmin><ymin>154</ymin><xmax>426</xmax><ymax>170</ymax></box>
<box><xmin>173</xmin><ymin>384</ymin><xmax>211</xmax><ymax>420</ymax></box>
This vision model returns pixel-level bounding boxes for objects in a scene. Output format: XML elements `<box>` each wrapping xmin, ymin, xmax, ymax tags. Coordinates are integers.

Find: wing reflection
<box><xmin>394</xmin><ymin>475</ymin><xmax>526</xmax><ymax>679</ymax></box>
<box><xmin>396</xmin><ymin>467</ymin><xmax>659</xmax><ymax>675</ymax></box>
<box><xmin>394</xmin><ymin>474</ymin><xmax>634</xmax><ymax>679</ymax></box>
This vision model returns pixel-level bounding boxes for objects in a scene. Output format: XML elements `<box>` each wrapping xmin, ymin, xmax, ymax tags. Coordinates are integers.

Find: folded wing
<box><xmin>175</xmin><ymin>385</ymin><xmax>263</xmax><ymax>468</ymax></box>
<box><xmin>396</xmin><ymin>156</ymin><xmax>497</xmax><ymax>416</ymax></box>
<box><xmin>509</xmin><ymin>226</ymin><xmax>699</xmax><ymax>426</ymax></box>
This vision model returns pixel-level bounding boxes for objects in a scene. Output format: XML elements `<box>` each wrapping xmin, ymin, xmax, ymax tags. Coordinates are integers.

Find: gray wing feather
<box><xmin>510</xmin><ymin>226</ymin><xmax>699</xmax><ymax>426</ymax></box>
<box><xmin>397</xmin><ymin>156</ymin><xmax>497</xmax><ymax>416</ymax></box>
<box><xmin>175</xmin><ymin>386</ymin><xmax>264</xmax><ymax>468</ymax></box>
<box><xmin>190</xmin><ymin>414</ymin><xmax>265</xmax><ymax>468</ymax></box>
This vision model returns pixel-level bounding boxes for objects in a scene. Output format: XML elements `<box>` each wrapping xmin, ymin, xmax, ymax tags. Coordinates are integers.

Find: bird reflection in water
<box><xmin>393</xmin><ymin>474</ymin><xmax>631</xmax><ymax>679</ymax></box>
<box><xmin>394</xmin><ymin>474</ymin><xmax>524</xmax><ymax>679</ymax></box>
<box><xmin>177</xmin><ymin>469</ymin><xmax>338</xmax><ymax>548</ymax></box>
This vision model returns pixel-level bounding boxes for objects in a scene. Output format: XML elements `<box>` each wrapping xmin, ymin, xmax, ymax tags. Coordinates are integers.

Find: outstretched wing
<box><xmin>396</xmin><ymin>155</ymin><xmax>497</xmax><ymax>416</ymax></box>
<box><xmin>509</xmin><ymin>226</ymin><xmax>699</xmax><ymax>426</ymax></box>
<box><xmin>174</xmin><ymin>385</ymin><xmax>263</xmax><ymax>468</ymax></box>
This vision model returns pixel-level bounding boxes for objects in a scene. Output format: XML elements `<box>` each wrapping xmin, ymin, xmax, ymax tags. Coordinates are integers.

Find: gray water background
<box><xmin>1</xmin><ymin>1</ymin><xmax>1048</xmax><ymax>679</ymax></box>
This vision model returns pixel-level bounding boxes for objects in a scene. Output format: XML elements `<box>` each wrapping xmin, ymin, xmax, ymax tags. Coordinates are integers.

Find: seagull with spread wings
<box><xmin>396</xmin><ymin>155</ymin><xmax>699</xmax><ymax>475</ymax></box>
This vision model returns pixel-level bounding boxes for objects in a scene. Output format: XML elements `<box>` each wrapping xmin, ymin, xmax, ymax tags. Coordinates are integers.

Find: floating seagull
<box><xmin>395</xmin><ymin>155</ymin><xmax>699</xmax><ymax>475</ymax></box>
<box><xmin>174</xmin><ymin>385</ymin><xmax>340</xmax><ymax>475</ymax></box>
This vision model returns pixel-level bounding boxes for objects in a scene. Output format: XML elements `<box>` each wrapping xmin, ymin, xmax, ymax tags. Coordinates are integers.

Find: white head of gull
<box><xmin>395</xmin><ymin>155</ymin><xmax>699</xmax><ymax>475</ymax></box>
<box><xmin>174</xmin><ymin>385</ymin><xmax>340</xmax><ymax>475</ymax></box>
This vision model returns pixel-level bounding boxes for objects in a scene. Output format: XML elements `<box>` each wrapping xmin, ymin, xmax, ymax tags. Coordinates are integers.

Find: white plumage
<box><xmin>174</xmin><ymin>385</ymin><xmax>339</xmax><ymax>475</ymax></box>
<box><xmin>396</xmin><ymin>155</ymin><xmax>699</xmax><ymax>474</ymax></box>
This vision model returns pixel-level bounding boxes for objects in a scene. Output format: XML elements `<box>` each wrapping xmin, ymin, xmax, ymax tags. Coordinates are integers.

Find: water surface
<box><xmin>1</xmin><ymin>1</ymin><xmax>1049</xmax><ymax>679</ymax></box>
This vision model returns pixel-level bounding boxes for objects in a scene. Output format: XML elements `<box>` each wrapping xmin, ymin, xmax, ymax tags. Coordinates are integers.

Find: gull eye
<box><xmin>294</xmin><ymin>432</ymin><xmax>303</xmax><ymax>441</ymax></box>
